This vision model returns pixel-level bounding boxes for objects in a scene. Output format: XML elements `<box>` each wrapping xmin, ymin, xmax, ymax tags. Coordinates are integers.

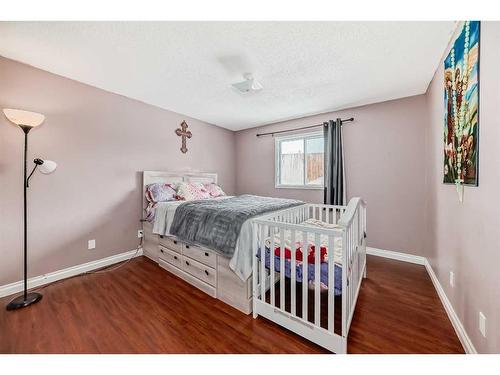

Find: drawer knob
<box><xmin>174</xmin><ymin>256</ymin><xmax>178</xmax><ymax>260</ymax></box>
<box><xmin>204</xmin><ymin>270</ymin><xmax>209</xmax><ymax>276</ymax></box>
<box><xmin>185</xmin><ymin>245</ymin><xmax>190</xmax><ymax>249</ymax></box>
<box><xmin>160</xmin><ymin>249</ymin><xmax>164</xmax><ymax>253</ymax></box>
<box><xmin>185</xmin><ymin>261</ymin><xmax>190</xmax><ymax>266</ymax></box>
<box><xmin>173</xmin><ymin>240</ymin><xmax>177</xmax><ymax>244</ymax></box>
<box><xmin>204</xmin><ymin>252</ymin><xmax>209</xmax><ymax>257</ymax></box>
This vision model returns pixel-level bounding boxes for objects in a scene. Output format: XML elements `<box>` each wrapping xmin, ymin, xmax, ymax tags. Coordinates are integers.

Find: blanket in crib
<box><xmin>264</xmin><ymin>218</ymin><xmax>343</xmax><ymax>265</ymax></box>
<box><xmin>169</xmin><ymin>194</ymin><xmax>303</xmax><ymax>257</ymax></box>
<box><xmin>258</xmin><ymin>247</ymin><xmax>343</xmax><ymax>295</ymax></box>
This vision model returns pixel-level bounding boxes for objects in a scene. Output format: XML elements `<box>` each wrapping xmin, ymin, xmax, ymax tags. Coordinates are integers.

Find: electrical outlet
<box><xmin>88</xmin><ymin>239</ymin><xmax>96</xmax><ymax>250</ymax></box>
<box><xmin>138</xmin><ymin>229</ymin><xmax>144</xmax><ymax>238</ymax></box>
<box><xmin>449</xmin><ymin>271</ymin><xmax>455</xmax><ymax>288</ymax></box>
<box><xmin>479</xmin><ymin>312</ymin><xmax>486</xmax><ymax>338</ymax></box>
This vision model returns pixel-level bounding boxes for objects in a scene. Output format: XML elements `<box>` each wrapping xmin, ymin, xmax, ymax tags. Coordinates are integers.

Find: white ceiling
<box><xmin>0</xmin><ymin>21</ymin><xmax>455</xmax><ymax>131</ymax></box>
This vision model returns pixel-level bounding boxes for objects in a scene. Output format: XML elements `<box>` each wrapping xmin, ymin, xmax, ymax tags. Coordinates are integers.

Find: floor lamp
<box><xmin>3</xmin><ymin>109</ymin><xmax>57</xmax><ymax>311</ymax></box>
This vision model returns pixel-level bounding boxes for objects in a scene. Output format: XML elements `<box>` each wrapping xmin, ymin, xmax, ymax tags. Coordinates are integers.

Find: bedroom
<box><xmin>0</xmin><ymin>0</ymin><xmax>499</xmax><ymax>371</ymax></box>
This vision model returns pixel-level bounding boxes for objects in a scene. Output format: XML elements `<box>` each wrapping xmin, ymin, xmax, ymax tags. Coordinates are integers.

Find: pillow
<box><xmin>204</xmin><ymin>183</ymin><xmax>226</xmax><ymax>198</ymax></box>
<box><xmin>176</xmin><ymin>182</ymin><xmax>210</xmax><ymax>201</ymax></box>
<box><xmin>145</xmin><ymin>183</ymin><xmax>177</xmax><ymax>203</ymax></box>
<box><xmin>144</xmin><ymin>202</ymin><xmax>157</xmax><ymax>222</ymax></box>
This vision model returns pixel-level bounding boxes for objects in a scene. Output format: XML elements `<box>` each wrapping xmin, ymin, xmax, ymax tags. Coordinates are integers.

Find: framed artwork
<box><xmin>443</xmin><ymin>20</ymin><xmax>480</xmax><ymax>186</ymax></box>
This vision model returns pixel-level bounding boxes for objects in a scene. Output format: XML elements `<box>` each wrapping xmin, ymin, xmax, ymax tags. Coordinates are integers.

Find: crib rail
<box><xmin>252</xmin><ymin>197</ymin><xmax>366</xmax><ymax>353</ymax></box>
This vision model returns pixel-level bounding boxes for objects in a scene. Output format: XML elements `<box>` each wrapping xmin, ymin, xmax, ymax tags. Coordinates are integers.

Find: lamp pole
<box><xmin>22</xmin><ymin>126</ymin><xmax>29</xmax><ymax>301</ymax></box>
<box><xmin>6</xmin><ymin>125</ymin><xmax>43</xmax><ymax>310</ymax></box>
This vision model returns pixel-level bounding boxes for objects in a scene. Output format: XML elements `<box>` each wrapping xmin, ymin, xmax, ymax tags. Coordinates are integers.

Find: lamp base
<box><xmin>6</xmin><ymin>292</ymin><xmax>43</xmax><ymax>311</ymax></box>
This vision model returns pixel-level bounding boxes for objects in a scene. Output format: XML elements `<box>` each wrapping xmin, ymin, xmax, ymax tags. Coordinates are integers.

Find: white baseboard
<box><xmin>367</xmin><ymin>246</ymin><xmax>476</xmax><ymax>354</ymax></box>
<box><xmin>424</xmin><ymin>259</ymin><xmax>477</xmax><ymax>354</ymax></box>
<box><xmin>366</xmin><ymin>247</ymin><xmax>426</xmax><ymax>265</ymax></box>
<box><xmin>0</xmin><ymin>248</ymin><xmax>143</xmax><ymax>298</ymax></box>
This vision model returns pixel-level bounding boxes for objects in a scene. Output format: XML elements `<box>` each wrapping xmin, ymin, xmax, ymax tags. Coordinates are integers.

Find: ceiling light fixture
<box><xmin>231</xmin><ymin>73</ymin><xmax>263</xmax><ymax>94</ymax></box>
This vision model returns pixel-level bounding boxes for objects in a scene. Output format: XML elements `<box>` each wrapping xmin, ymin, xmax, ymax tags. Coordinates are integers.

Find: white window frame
<box><xmin>275</xmin><ymin>131</ymin><xmax>324</xmax><ymax>190</ymax></box>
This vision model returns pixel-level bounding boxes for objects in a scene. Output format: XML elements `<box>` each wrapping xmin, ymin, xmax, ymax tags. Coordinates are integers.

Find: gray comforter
<box><xmin>169</xmin><ymin>195</ymin><xmax>303</xmax><ymax>257</ymax></box>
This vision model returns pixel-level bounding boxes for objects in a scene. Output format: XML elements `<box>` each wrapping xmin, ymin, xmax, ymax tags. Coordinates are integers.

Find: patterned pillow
<box><xmin>144</xmin><ymin>202</ymin><xmax>157</xmax><ymax>222</ymax></box>
<box><xmin>145</xmin><ymin>183</ymin><xmax>177</xmax><ymax>203</ymax></box>
<box><xmin>204</xmin><ymin>183</ymin><xmax>226</xmax><ymax>198</ymax></box>
<box><xmin>176</xmin><ymin>182</ymin><xmax>210</xmax><ymax>201</ymax></box>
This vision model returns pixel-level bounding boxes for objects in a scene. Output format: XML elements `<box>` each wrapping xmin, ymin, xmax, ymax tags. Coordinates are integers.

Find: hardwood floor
<box><xmin>0</xmin><ymin>255</ymin><xmax>464</xmax><ymax>354</ymax></box>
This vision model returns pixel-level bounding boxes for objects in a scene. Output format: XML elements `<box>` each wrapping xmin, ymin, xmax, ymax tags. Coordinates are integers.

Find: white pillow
<box><xmin>176</xmin><ymin>182</ymin><xmax>210</xmax><ymax>201</ymax></box>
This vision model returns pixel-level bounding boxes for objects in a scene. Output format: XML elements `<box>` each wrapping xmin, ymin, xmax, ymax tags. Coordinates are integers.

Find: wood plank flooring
<box><xmin>0</xmin><ymin>255</ymin><xmax>464</xmax><ymax>354</ymax></box>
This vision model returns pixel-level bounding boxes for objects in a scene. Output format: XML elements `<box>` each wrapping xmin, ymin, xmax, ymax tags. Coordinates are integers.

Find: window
<box><xmin>275</xmin><ymin>132</ymin><xmax>324</xmax><ymax>189</ymax></box>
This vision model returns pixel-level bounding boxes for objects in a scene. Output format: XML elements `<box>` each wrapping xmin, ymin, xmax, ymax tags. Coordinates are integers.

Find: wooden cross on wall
<box><xmin>175</xmin><ymin>121</ymin><xmax>192</xmax><ymax>154</ymax></box>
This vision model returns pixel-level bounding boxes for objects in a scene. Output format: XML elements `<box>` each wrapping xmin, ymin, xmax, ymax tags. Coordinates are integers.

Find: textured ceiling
<box><xmin>0</xmin><ymin>21</ymin><xmax>455</xmax><ymax>130</ymax></box>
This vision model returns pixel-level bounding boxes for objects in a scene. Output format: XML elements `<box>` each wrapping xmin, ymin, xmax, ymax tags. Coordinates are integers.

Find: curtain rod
<box><xmin>255</xmin><ymin>117</ymin><xmax>354</xmax><ymax>137</ymax></box>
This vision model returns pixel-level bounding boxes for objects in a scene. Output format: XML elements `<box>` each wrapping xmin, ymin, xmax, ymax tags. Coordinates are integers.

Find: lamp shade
<box><xmin>38</xmin><ymin>159</ymin><xmax>57</xmax><ymax>174</ymax></box>
<box><xmin>3</xmin><ymin>108</ymin><xmax>45</xmax><ymax>128</ymax></box>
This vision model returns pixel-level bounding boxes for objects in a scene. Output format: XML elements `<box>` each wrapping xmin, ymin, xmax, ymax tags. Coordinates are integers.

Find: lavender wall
<box><xmin>425</xmin><ymin>22</ymin><xmax>500</xmax><ymax>353</ymax></box>
<box><xmin>0</xmin><ymin>56</ymin><xmax>236</xmax><ymax>286</ymax></box>
<box><xmin>2</xmin><ymin>23</ymin><xmax>498</xmax><ymax>352</ymax></box>
<box><xmin>235</xmin><ymin>95</ymin><xmax>428</xmax><ymax>255</ymax></box>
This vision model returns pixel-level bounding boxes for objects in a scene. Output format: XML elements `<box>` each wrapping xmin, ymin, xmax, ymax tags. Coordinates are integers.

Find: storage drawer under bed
<box><xmin>181</xmin><ymin>256</ymin><xmax>216</xmax><ymax>287</ymax></box>
<box><xmin>182</xmin><ymin>244</ymin><xmax>217</xmax><ymax>268</ymax></box>
<box><xmin>158</xmin><ymin>245</ymin><xmax>182</xmax><ymax>268</ymax></box>
<box><xmin>151</xmin><ymin>231</ymin><xmax>252</xmax><ymax>314</ymax></box>
<box><xmin>159</xmin><ymin>236</ymin><xmax>182</xmax><ymax>253</ymax></box>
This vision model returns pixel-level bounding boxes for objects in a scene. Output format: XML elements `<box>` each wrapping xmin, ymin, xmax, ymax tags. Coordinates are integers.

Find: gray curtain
<box><xmin>323</xmin><ymin>118</ymin><xmax>346</xmax><ymax>205</ymax></box>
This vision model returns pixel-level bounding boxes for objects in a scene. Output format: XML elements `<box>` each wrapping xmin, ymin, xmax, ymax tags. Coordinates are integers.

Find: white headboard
<box><xmin>142</xmin><ymin>171</ymin><xmax>218</xmax><ymax>209</ymax></box>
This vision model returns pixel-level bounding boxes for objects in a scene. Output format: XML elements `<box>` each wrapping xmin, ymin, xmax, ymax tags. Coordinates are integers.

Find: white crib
<box><xmin>252</xmin><ymin>197</ymin><xmax>366</xmax><ymax>353</ymax></box>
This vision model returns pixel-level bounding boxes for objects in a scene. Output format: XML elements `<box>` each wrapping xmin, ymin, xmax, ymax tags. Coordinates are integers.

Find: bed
<box><xmin>142</xmin><ymin>171</ymin><xmax>366</xmax><ymax>353</ymax></box>
<box><xmin>142</xmin><ymin>171</ymin><xmax>302</xmax><ymax>314</ymax></box>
